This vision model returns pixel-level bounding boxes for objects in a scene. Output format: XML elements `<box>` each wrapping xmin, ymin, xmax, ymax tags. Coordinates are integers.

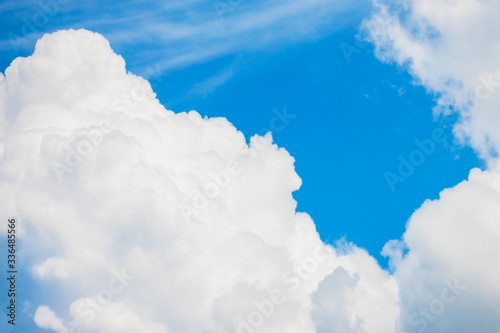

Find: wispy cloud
<box><xmin>1</xmin><ymin>0</ymin><xmax>367</xmax><ymax>76</ymax></box>
<box><xmin>186</xmin><ymin>66</ymin><xmax>235</xmax><ymax>97</ymax></box>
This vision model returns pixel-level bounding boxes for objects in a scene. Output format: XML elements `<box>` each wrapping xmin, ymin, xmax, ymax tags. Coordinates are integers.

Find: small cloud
<box><xmin>34</xmin><ymin>306</ymin><xmax>67</xmax><ymax>333</ymax></box>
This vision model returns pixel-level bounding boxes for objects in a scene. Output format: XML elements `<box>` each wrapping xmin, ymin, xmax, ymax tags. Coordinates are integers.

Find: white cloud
<box><xmin>34</xmin><ymin>306</ymin><xmax>67</xmax><ymax>333</ymax></box>
<box><xmin>365</xmin><ymin>1</ymin><xmax>500</xmax><ymax>331</ymax></box>
<box><xmin>69</xmin><ymin>299</ymin><xmax>168</xmax><ymax>333</ymax></box>
<box><xmin>33</xmin><ymin>257</ymin><xmax>76</xmax><ymax>279</ymax></box>
<box><xmin>0</xmin><ymin>29</ymin><xmax>398</xmax><ymax>333</ymax></box>
<box><xmin>386</xmin><ymin>165</ymin><xmax>500</xmax><ymax>332</ymax></box>
<box><xmin>312</xmin><ymin>246</ymin><xmax>400</xmax><ymax>333</ymax></box>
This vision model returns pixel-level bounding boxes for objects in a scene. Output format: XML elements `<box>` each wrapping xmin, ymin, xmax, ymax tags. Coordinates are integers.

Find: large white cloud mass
<box><xmin>0</xmin><ymin>29</ymin><xmax>400</xmax><ymax>333</ymax></box>
<box><xmin>3</xmin><ymin>19</ymin><xmax>500</xmax><ymax>332</ymax></box>
<box><xmin>364</xmin><ymin>1</ymin><xmax>500</xmax><ymax>332</ymax></box>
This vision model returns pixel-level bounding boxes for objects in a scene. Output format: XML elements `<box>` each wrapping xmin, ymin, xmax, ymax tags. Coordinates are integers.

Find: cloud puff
<box><xmin>0</xmin><ymin>29</ymin><xmax>398</xmax><ymax>333</ymax></box>
<box><xmin>385</xmin><ymin>164</ymin><xmax>500</xmax><ymax>332</ymax></box>
<box><xmin>34</xmin><ymin>306</ymin><xmax>67</xmax><ymax>333</ymax></box>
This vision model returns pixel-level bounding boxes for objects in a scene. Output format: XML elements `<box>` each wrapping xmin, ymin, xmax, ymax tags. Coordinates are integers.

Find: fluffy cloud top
<box><xmin>34</xmin><ymin>306</ymin><xmax>67</xmax><ymax>333</ymax></box>
<box><xmin>392</xmin><ymin>164</ymin><xmax>500</xmax><ymax>332</ymax></box>
<box><xmin>0</xmin><ymin>29</ymin><xmax>399</xmax><ymax>333</ymax></box>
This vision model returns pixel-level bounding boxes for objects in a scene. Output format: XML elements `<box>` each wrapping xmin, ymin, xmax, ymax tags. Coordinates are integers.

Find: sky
<box><xmin>0</xmin><ymin>1</ymin><xmax>499</xmax><ymax>333</ymax></box>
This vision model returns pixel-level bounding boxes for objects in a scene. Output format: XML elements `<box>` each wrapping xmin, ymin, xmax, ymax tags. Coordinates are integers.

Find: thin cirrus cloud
<box><xmin>3</xmin><ymin>0</ymin><xmax>367</xmax><ymax>76</ymax></box>
<box><xmin>98</xmin><ymin>0</ymin><xmax>366</xmax><ymax>73</ymax></box>
<box><xmin>0</xmin><ymin>29</ymin><xmax>399</xmax><ymax>333</ymax></box>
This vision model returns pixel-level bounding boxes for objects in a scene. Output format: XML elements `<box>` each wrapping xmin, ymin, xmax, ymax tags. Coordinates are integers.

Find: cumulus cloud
<box><xmin>0</xmin><ymin>29</ymin><xmax>398</xmax><ymax>333</ymax></box>
<box><xmin>364</xmin><ymin>1</ymin><xmax>500</xmax><ymax>332</ymax></box>
<box><xmin>34</xmin><ymin>306</ymin><xmax>67</xmax><ymax>333</ymax></box>
<box><xmin>386</xmin><ymin>164</ymin><xmax>500</xmax><ymax>332</ymax></box>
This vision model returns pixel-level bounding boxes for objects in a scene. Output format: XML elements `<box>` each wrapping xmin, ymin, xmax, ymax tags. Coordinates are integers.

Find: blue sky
<box><xmin>1</xmin><ymin>1</ymin><xmax>495</xmax><ymax>332</ymax></box>
<box><xmin>0</xmin><ymin>0</ymin><xmax>480</xmax><ymax>271</ymax></box>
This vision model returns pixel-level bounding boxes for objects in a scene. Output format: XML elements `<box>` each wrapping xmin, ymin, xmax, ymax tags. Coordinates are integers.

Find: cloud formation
<box><xmin>4</xmin><ymin>19</ymin><xmax>500</xmax><ymax>331</ymax></box>
<box><xmin>0</xmin><ymin>29</ymin><xmax>399</xmax><ymax>333</ymax></box>
<box><xmin>34</xmin><ymin>306</ymin><xmax>67</xmax><ymax>333</ymax></box>
<box><xmin>365</xmin><ymin>1</ymin><xmax>500</xmax><ymax>332</ymax></box>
